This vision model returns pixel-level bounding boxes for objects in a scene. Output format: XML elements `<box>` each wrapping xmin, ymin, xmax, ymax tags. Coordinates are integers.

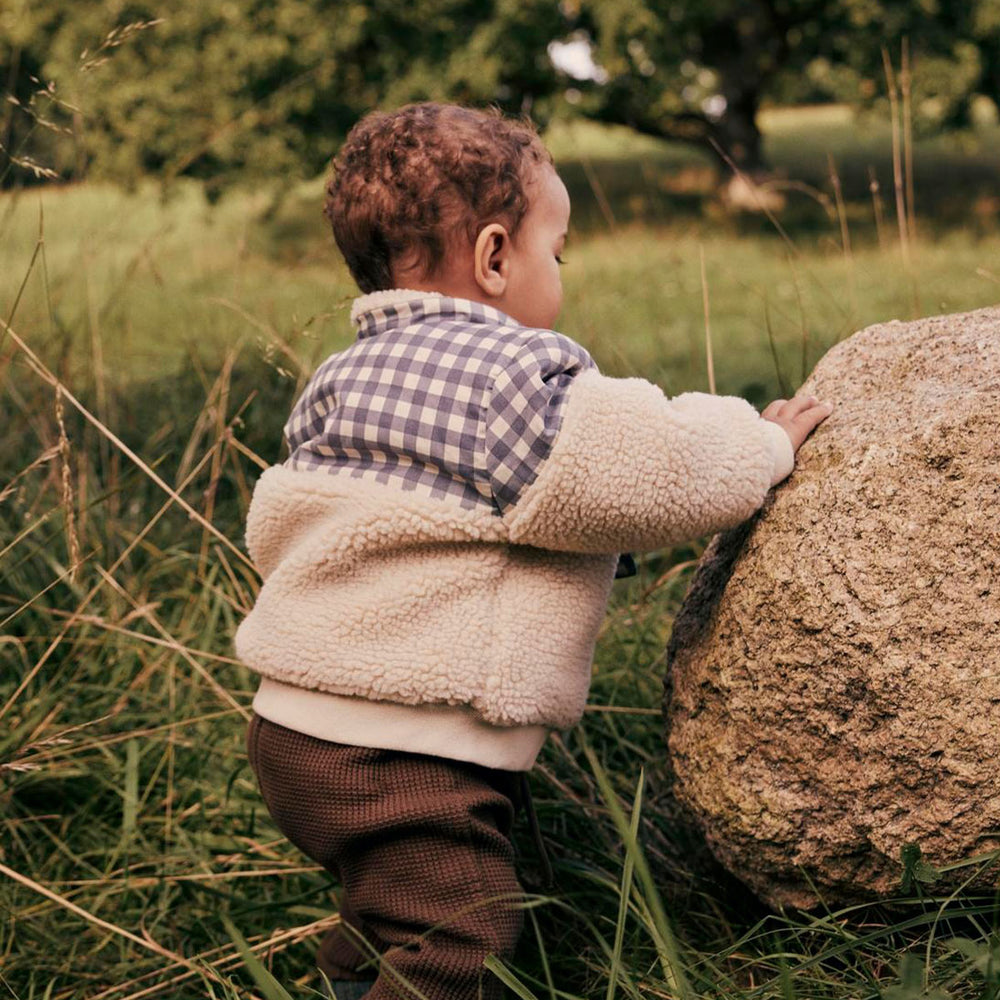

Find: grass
<box><xmin>3</xmin><ymin>105</ymin><xmax>1000</xmax><ymax>999</ymax></box>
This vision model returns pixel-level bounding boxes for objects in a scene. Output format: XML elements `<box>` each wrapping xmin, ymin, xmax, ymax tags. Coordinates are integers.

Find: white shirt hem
<box><xmin>252</xmin><ymin>677</ymin><xmax>549</xmax><ymax>772</ymax></box>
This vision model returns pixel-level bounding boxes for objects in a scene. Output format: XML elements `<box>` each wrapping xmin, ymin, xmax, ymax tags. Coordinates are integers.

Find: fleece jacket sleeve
<box><xmin>503</xmin><ymin>369</ymin><xmax>793</xmax><ymax>555</ymax></box>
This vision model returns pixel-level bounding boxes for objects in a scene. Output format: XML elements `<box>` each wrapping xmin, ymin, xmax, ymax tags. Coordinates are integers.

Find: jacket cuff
<box><xmin>764</xmin><ymin>420</ymin><xmax>795</xmax><ymax>486</ymax></box>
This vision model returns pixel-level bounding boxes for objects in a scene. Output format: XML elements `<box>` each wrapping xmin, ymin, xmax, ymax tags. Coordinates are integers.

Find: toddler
<box><xmin>236</xmin><ymin>102</ymin><xmax>831</xmax><ymax>1000</ymax></box>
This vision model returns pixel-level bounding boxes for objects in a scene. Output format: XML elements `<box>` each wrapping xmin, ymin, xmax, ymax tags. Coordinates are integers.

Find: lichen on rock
<box><xmin>664</xmin><ymin>306</ymin><xmax>1000</xmax><ymax>909</ymax></box>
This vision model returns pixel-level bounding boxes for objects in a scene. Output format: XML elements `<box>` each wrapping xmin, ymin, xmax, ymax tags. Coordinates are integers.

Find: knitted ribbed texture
<box><xmin>247</xmin><ymin>716</ymin><xmax>524</xmax><ymax>1000</ymax></box>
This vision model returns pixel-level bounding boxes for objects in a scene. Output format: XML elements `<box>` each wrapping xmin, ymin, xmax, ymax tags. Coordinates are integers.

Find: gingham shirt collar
<box><xmin>288</xmin><ymin>287</ymin><xmax>594</xmax><ymax>512</ymax></box>
<box><xmin>350</xmin><ymin>289</ymin><xmax>516</xmax><ymax>340</ymax></box>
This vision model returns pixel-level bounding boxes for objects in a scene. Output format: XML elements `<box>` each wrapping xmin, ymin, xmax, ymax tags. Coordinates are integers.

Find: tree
<box><xmin>572</xmin><ymin>0</ymin><xmax>1000</xmax><ymax>174</ymax></box>
<box><xmin>2</xmin><ymin>0</ymin><xmax>998</xmax><ymax>189</ymax></box>
<box><xmin>1</xmin><ymin>0</ymin><xmax>563</xmax><ymax>191</ymax></box>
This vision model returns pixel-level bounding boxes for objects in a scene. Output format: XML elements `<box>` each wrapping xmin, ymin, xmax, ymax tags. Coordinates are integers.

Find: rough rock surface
<box><xmin>665</xmin><ymin>306</ymin><xmax>1000</xmax><ymax>910</ymax></box>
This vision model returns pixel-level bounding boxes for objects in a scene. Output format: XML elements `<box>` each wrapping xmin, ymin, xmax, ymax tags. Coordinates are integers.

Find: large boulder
<box><xmin>665</xmin><ymin>306</ymin><xmax>1000</xmax><ymax>910</ymax></box>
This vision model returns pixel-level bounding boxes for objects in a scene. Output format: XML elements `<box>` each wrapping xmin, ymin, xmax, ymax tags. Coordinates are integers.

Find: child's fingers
<box><xmin>791</xmin><ymin>401</ymin><xmax>834</xmax><ymax>433</ymax></box>
<box><xmin>762</xmin><ymin>397</ymin><xmax>833</xmax><ymax>446</ymax></box>
<box><xmin>782</xmin><ymin>394</ymin><xmax>819</xmax><ymax>418</ymax></box>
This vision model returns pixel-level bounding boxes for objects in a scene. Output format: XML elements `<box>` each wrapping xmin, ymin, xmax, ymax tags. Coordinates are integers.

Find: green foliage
<box><xmin>2</xmin><ymin>0</ymin><xmax>563</xmax><ymax>192</ymax></box>
<box><xmin>946</xmin><ymin>936</ymin><xmax>1000</xmax><ymax>992</ymax></box>
<box><xmin>900</xmin><ymin>843</ymin><xmax>943</xmax><ymax>895</ymax></box>
<box><xmin>223</xmin><ymin>916</ymin><xmax>298</xmax><ymax>1000</ymax></box>
<box><xmin>3</xmin><ymin>1</ymin><xmax>1000</xmax><ymax>189</ymax></box>
<box><xmin>573</xmin><ymin>0</ymin><xmax>1000</xmax><ymax>169</ymax></box>
<box><xmin>883</xmin><ymin>953</ymin><xmax>952</xmax><ymax>1000</ymax></box>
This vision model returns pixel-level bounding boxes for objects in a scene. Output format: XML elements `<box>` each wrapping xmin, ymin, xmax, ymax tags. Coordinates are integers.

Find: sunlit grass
<box><xmin>0</xmin><ymin>179</ymin><xmax>354</xmax><ymax>383</ymax></box>
<box><xmin>563</xmin><ymin>226</ymin><xmax>1000</xmax><ymax>400</ymax></box>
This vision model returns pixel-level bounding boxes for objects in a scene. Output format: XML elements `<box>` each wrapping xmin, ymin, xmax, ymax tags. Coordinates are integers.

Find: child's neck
<box><xmin>392</xmin><ymin>265</ymin><xmax>493</xmax><ymax>311</ymax></box>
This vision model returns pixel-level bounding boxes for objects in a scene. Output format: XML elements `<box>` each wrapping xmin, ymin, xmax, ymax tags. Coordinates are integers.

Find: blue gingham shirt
<box><xmin>284</xmin><ymin>293</ymin><xmax>596</xmax><ymax>514</ymax></box>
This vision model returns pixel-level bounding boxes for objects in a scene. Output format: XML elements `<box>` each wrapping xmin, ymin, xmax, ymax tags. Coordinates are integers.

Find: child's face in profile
<box><xmin>499</xmin><ymin>166</ymin><xmax>571</xmax><ymax>330</ymax></box>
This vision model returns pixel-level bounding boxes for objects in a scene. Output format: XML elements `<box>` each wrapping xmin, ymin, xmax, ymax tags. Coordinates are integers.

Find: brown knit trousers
<box><xmin>247</xmin><ymin>715</ymin><xmax>525</xmax><ymax>1000</ymax></box>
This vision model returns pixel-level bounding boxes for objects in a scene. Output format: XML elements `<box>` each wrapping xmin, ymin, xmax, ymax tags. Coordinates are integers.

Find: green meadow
<box><xmin>2</xmin><ymin>107</ymin><xmax>1000</xmax><ymax>999</ymax></box>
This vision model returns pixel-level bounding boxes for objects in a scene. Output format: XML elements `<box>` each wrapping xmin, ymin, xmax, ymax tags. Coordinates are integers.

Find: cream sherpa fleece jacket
<box><xmin>236</xmin><ymin>292</ymin><xmax>793</xmax><ymax>770</ymax></box>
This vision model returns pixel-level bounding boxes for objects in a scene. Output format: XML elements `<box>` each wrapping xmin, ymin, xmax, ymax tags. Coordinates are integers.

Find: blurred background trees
<box><xmin>1</xmin><ymin>0</ymin><xmax>998</xmax><ymax>191</ymax></box>
<box><xmin>0</xmin><ymin>0</ymin><xmax>564</xmax><ymax>193</ymax></box>
<box><xmin>574</xmin><ymin>0</ymin><xmax>999</xmax><ymax>173</ymax></box>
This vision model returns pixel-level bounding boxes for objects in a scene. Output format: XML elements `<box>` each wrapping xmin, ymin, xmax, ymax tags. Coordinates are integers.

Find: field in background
<box><xmin>3</xmin><ymin>106</ymin><xmax>1000</xmax><ymax>999</ymax></box>
<box><xmin>3</xmin><ymin>106</ymin><xmax>999</xmax><ymax>387</ymax></box>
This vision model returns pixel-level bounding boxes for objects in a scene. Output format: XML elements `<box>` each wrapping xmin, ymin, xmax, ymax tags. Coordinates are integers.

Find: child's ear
<box><xmin>473</xmin><ymin>223</ymin><xmax>510</xmax><ymax>298</ymax></box>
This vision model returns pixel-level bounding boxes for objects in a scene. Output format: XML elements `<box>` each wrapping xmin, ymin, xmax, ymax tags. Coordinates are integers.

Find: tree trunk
<box><xmin>708</xmin><ymin>88</ymin><xmax>766</xmax><ymax>175</ymax></box>
<box><xmin>584</xmin><ymin>83</ymin><xmax>768</xmax><ymax>177</ymax></box>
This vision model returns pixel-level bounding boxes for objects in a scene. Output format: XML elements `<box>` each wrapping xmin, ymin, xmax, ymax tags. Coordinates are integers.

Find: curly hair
<box><xmin>324</xmin><ymin>103</ymin><xmax>553</xmax><ymax>293</ymax></box>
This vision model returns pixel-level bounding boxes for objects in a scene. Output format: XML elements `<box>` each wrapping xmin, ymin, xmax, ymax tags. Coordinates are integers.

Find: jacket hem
<box><xmin>252</xmin><ymin>677</ymin><xmax>550</xmax><ymax>771</ymax></box>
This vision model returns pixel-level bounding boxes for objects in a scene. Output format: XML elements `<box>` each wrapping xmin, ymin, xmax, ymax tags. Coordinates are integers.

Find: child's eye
<box><xmin>555</xmin><ymin>255</ymin><xmax>566</xmax><ymax>265</ymax></box>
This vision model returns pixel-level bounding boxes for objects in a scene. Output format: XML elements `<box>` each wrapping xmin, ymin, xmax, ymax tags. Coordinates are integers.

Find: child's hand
<box><xmin>762</xmin><ymin>395</ymin><xmax>834</xmax><ymax>453</ymax></box>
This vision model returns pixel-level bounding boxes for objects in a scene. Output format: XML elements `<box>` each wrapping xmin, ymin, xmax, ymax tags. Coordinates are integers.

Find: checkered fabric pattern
<box><xmin>284</xmin><ymin>294</ymin><xmax>595</xmax><ymax>512</ymax></box>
